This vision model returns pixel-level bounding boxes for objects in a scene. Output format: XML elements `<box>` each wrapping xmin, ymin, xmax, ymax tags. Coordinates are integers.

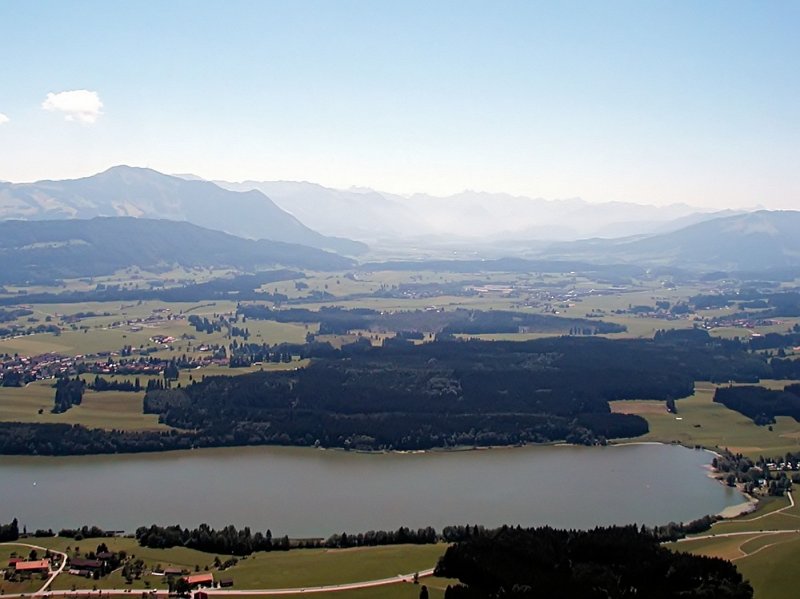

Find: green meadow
<box><xmin>671</xmin><ymin>492</ymin><xmax>800</xmax><ymax>599</ymax></box>
<box><xmin>1</xmin><ymin>537</ymin><xmax>449</xmax><ymax>595</ymax></box>
<box><xmin>611</xmin><ymin>380</ymin><xmax>800</xmax><ymax>459</ymax></box>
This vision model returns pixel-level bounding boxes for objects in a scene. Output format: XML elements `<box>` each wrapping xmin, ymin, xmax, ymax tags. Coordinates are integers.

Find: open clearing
<box><xmin>611</xmin><ymin>381</ymin><xmax>800</xmax><ymax>459</ymax></box>
<box><xmin>0</xmin><ymin>381</ymin><xmax>168</xmax><ymax>431</ymax></box>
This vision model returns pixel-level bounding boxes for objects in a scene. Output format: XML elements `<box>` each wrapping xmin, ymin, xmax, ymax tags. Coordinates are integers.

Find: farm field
<box><xmin>0</xmin><ymin>382</ymin><xmax>167</xmax><ymax>431</ymax></box>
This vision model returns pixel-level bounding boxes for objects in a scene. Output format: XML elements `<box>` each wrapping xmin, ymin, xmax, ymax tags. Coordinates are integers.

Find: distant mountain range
<box><xmin>1</xmin><ymin>167</ymin><xmax>795</xmax><ymax>276</ymax></box>
<box><xmin>0</xmin><ymin>217</ymin><xmax>353</xmax><ymax>284</ymax></box>
<box><xmin>217</xmin><ymin>179</ymin><xmax>736</xmax><ymax>242</ymax></box>
<box><xmin>0</xmin><ymin>166</ymin><xmax>366</xmax><ymax>256</ymax></box>
<box><xmin>535</xmin><ymin>210</ymin><xmax>800</xmax><ymax>272</ymax></box>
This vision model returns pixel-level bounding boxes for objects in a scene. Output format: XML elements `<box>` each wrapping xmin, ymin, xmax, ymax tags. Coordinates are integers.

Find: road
<box><xmin>675</xmin><ymin>528</ymin><xmax>800</xmax><ymax>543</ymax></box>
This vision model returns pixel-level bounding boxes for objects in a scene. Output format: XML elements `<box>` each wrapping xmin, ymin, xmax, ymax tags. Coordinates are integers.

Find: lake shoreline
<box><xmin>1</xmin><ymin>442</ymin><xmax>740</xmax><ymax>537</ymax></box>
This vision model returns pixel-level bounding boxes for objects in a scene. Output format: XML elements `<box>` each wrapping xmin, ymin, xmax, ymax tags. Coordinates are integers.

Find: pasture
<box><xmin>611</xmin><ymin>381</ymin><xmax>800</xmax><ymax>459</ymax></box>
<box><xmin>671</xmin><ymin>492</ymin><xmax>800</xmax><ymax>599</ymax></box>
<box><xmin>2</xmin><ymin>537</ymin><xmax>448</xmax><ymax>595</ymax></box>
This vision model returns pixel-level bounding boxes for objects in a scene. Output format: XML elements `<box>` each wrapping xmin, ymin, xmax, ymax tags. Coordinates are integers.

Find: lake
<box><xmin>0</xmin><ymin>443</ymin><xmax>745</xmax><ymax>537</ymax></box>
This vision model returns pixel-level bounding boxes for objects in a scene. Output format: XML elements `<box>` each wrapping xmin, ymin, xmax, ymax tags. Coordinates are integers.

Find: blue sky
<box><xmin>0</xmin><ymin>0</ymin><xmax>798</xmax><ymax>209</ymax></box>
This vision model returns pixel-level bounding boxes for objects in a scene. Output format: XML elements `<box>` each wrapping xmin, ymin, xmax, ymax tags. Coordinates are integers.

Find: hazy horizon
<box><xmin>0</xmin><ymin>164</ymin><xmax>771</xmax><ymax>213</ymax></box>
<box><xmin>1</xmin><ymin>1</ymin><xmax>798</xmax><ymax>210</ymax></box>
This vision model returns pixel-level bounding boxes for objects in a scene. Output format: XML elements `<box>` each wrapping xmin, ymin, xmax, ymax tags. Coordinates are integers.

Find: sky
<box><xmin>0</xmin><ymin>0</ymin><xmax>798</xmax><ymax>209</ymax></box>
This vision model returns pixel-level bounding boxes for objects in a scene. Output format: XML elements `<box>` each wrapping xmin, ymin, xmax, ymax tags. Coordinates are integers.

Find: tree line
<box><xmin>714</xmin><ymin>384</ymin><xmax>800</xmax><ymax>425</ymax></box>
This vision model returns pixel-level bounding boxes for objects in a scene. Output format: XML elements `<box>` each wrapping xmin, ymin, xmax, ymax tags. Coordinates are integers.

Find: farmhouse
<box><xmin>15</xmin><ymin>559</ymin><xmax>50</xmax><ymax>574</ymax></box>
<box><xmin>69</xmin><ymin>558</ymin><xmax>103</xmax><ymax>571</ymax></box>
<box><xmin>163</xmin><ymin>567</ymin><xmax>184</xmax><ymax>576</ymax></box>
<box><xmin>183</xmin><ymin>572</ymin><xmax>214</xmax><ymax>588</ymax></box>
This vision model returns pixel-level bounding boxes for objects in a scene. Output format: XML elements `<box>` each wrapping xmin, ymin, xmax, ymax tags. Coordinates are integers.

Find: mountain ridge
<box><xmin>535</xmin><ymin>210</ymin><xmax>800</xmax><ymax>271</ymax></box>
<box><xmin>0</xmin><ymin>166</ymin><xmax>366</xmax><ymax>256</ymax></box>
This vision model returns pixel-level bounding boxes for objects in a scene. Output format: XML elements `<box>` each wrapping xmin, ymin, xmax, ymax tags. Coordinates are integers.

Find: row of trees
<box><xmin>136</xmin><ymin>524</ymin><xmax>290</xmax><ymax>555</ymax></box>
<box><xmin>88</xmin><ymin>375</ymin><xmax>141</xmax><ymax>392</ymax></box>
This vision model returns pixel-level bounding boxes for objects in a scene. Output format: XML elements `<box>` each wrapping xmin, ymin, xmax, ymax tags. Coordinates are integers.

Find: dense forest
<box><xmin>236</xmin><ymin>305</ymin><xmax>626</xmax><ymax>336</ymax></box>
<box><xmin>435</xmin><ymin>525</ymin><xmax>753</xmax><ymax>598</ymax></box>
<box><xmin>142</xmin><ymin>333</ymin><xmax>770</xmax><ymax>451</ymax></box>
<box><xmin>714</xmin><ymin>384</ymin><xmax>800</xmax><ymax>424</ymax></box>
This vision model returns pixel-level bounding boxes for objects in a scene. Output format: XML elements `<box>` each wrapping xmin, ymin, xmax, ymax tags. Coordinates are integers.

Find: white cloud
<box><xmin>0</xmin><ymin>113</ymin><xmax>8</xmax><ymax>125</ymax></box>
<box><xmin>42</xmin><ymin>90</ymin><xmax>103</xmax><ymax>124</ymax></box>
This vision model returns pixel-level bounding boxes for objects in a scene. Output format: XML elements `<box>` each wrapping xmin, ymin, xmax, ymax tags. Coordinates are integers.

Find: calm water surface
<box><xmin>0</xmin><ymin>443</ymin><xmax>744</xmax><ymax>537</ymax></box>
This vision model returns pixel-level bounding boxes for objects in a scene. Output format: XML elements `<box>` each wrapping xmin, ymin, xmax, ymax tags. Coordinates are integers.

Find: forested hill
<box><xmin>140</xmin><ymin>334</ymin><xmax>768</xmax><ymax>451</ymax></box>
<box><xmin>0</xmin><ymin>217</ymin><xmax>354</xmax><ymax>284</ymax></box>
<box><xmin>0</xmin><ymin>166</ymin><xmax>366</xmax><ymax>255</ymax></box>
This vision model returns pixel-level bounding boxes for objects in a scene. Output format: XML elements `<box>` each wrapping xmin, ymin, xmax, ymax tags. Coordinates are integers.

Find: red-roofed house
<box><xmin>15</xmin><ymin>559</ymin><xmax>50</xmax><ymax>573</ymax></box>
<box><xmin>184</xmin><ymin>573</ymin><xmax>214</xmax><ymax>588</ymax></box>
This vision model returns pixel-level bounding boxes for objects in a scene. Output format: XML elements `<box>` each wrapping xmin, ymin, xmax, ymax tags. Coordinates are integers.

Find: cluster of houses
<box><xmin>3</xmin><ymin>554</ymin><xmax>235</xmax><ymax>593</ymax></box>
<box><xmin>67</xmin><ymin>550</ymin><xmax>118</xmax><ymax>578</ymax></box>
<box><xmin>766</xmin><ymin>460</ymin><xmax>800</xmax><ymax>472</ymax></box>
<box><xmin>0</xmin><ymin>352</ymin><xmax>76</xmax><ymax>385</ymax></box>
<box><xmin>0</xmin><ymin>347</ymin><xmax>230</xmax><ymax>387</ymax></box>
<box><xmin>700</xmin><ymin>316</ymin><xmax>778</xmax><ymax>330</ymax></box>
